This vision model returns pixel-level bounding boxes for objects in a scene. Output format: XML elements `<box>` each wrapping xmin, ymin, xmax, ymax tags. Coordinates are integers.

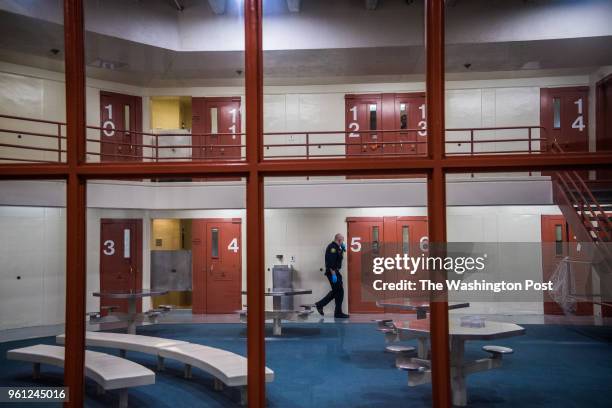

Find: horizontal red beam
<box><xmin>76</xmin><ymin>161</ymin><xmax>253</xmax><ymax>178</ymax></box>
<box><xmin>0</xmin><ymin>163</ymin><xmax>68</xmax><ymax>179</ymax></box>
<box><xmin>2</xmin><ymin>151</ymin><xmax>611</xmax><ymax>179</ymax></box>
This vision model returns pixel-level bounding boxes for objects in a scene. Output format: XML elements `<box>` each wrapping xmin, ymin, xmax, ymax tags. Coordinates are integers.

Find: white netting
<box><xmin>549</xmin><ymin>256</ymin><xmax>576</xmax><ymax>314</ymax></box>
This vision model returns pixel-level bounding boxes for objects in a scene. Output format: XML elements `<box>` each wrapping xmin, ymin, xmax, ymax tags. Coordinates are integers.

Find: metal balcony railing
<box><xmin>0</xmin><ymin>113</ymin><xmax>549</xmax><ymax>163</ymax></box>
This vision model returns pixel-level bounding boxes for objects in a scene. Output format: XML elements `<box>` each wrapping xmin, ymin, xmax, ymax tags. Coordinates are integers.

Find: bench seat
<box><xmin>57</xmin><ymin>332</ymin><xmax>188</xmax><ymax>356</ymax></box>
<box><xmin>158</xmin><ymin>343</ymin><xmax>274</xmax><ymax>387</ymax></box>
<box><xmin>7</xmin><ymin>344</ymin><xmax>154</xmax><ymax>407</ymax></box>
<box><xmin>56</xmin><ymin>331</ymin><xmax>275</xmax><ymax>404</ymax></box>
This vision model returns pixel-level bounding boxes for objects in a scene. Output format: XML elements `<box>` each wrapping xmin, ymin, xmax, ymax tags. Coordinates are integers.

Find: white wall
<box><xmin>0</xmin><ymin>206</ymin><xmax>66</xmax><ymax>331</ymax></box>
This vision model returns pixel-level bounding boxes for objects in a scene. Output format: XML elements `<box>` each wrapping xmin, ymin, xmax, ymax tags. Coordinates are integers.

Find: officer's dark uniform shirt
<box><xmin>325</xmin><ymin>241</ymin><xmax>343</xmax><ymax>272</ymax></box>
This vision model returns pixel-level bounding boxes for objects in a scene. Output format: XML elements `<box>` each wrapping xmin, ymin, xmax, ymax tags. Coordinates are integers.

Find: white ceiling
<box><xmin>0</xmin><ymin>0</ymin><xmax>611</xmax><ymax>86</ymax></box>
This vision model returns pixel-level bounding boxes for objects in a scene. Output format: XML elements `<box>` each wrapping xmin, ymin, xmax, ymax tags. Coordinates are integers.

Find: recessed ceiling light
<box><xmin>87</xmin><ymin>58</ymin><xmax>128</xmax><ymax>70</ymax></box>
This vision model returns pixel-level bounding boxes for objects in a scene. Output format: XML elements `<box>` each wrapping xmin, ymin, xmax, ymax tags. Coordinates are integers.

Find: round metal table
<box><xmin>93</xmin><ymin>290</ymin><xmax>168</xmax><ymax>334</ymax></box>
<box><xmin>241</xmin><ymin>289</ymin><xmax>313</xmax><ymax>335</ymax></box>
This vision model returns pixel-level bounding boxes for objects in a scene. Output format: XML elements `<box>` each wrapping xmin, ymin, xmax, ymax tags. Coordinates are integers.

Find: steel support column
<box><xmin>426</xmin><ymin>1</ymin><xmax>451</xmax><ymax>407</ymax></box>
<box><xmin>245</xmin><ymin>0</ymin><xmax>266</xmax><ymax>407</ymax></box>
<box><xmin>63</xmin><ymin>0</ymin><xmax>87</xmax><ymax>407</ymax></box>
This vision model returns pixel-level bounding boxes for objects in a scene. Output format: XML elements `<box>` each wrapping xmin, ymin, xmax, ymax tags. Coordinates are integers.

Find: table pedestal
<box><xmin>272</xmin><ymin>318</ymin><xmax>282</xmax><ymax>336</ymax></box>
<box><xmin>127</xmin><ymin>298</ymin><xmax>137</xmax><ymax>335</ymax></box>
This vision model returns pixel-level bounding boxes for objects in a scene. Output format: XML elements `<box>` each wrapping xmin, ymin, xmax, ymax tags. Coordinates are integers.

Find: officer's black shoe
<box><xmin>316</xmin><ymin>304</ymin><xmax>324</xmax><ymax>316</ymax></box>
<box><xmin>334</xmin><ymin>312</ymin><xmax>350</xmax><ymax>319</ymax></box>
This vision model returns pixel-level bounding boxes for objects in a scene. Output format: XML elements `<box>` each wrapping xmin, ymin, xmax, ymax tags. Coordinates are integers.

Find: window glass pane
<box><xmin>555</xmin><ymin>224</ymin><xmax>563</xmax><ymax>255</ymax></box>
<box><xmin>553</xmin><ymin>98</ymin><xmax>561</xmax><ymax>129</ymax></box>
<box><xmin>84</xmin><ymin>178</ymin><xmax>247</xmax><ymax>405</ymax></box>
<box><xmin>123</xmin><ymin>228</ymin><xmax>131</xmax><ymax>259</ymax></box>
<box><xmin>400</xmin><ymin>103</ymin><xmax>408</xmax><ymax>129</ymax></box>
<box><xmin>84</xmin><ymin>1</ymin><xmax>245</xmax><ymax>163</ymax></box>
<box><xmin>444</xmin><ymin>1</ymin><xmax>612</xmax><ymax>156</ymax></box>
<box><xmin>124</xmin><ymin>105</ymin><xmax>131</xmax><ymax>132</ymax></box>
<box><xmin>446</xmin><ymin>170</ymin><xmax>612</xmax><ymax>407</ymax></box>
<box><xmin>372</xmin><ymin>225</ymin><xmax>380</xmax><ymax>253</ymax></box>
<box><xmin>555</xmin><ymin>224</ymin><xmax>563</xmax><ymax>241</ymax></box>
<box><xmin>211</xmin><ymin>228</ymin><xmax>219</xmax><ymax>258</ymax></box>
<box><xmin>263</xmin><ymin>1</ymin><xmax>425</xmax><ymax>161</ymax></box>
<box><xmin>264</xmin><ymin>174</ymin><xmax>430</xmax><ymax>405</ymax></box>
<box><xmin>0</xmin><ymin>180</ymin><xmax>66</xmax><ymax>386</ymax></box>
<box><xmin>210</xmin><ymin>107</ymin><xmax>218</xmax><ymax>134</ymax></box>
<box><xmin>369</xmin><ymin>104</ymin><xmax>377</xmax><ymax>131</ymax></box>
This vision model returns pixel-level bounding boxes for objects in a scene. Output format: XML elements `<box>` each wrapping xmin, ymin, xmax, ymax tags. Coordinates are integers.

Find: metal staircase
<box><xmin>550</xmin><ymin>141</ymin><xmax>612</xmax><ymax>313</ymax></box>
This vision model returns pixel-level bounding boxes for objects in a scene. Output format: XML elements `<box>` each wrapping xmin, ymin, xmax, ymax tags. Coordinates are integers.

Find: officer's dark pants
<box><xmin>316</xmin><ymin>271</ymin><xmax>344</xmax><ymax>315</ymax></box>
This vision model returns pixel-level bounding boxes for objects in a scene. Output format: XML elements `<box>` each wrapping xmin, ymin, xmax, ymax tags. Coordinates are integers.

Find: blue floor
<box><xmin>1</xmin><ymin>323</ymin><xmax>611</xmax><ymax>407</ymax></box>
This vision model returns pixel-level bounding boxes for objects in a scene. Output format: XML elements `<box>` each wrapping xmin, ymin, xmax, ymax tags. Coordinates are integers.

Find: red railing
<box><xmin>0</xmin><ymin>114</ymin><xmax>547</xmax><ymax>163</ymax></box>
<box><xmin>551</xmin><ymin>141</ymin><xmax>612</xmax><ymax>245</ymax></box>
<box><xmin>0</xmin><ymin>114</ymin><xmax>66</xmax><ymax>163</ymax></box>
<box><xmin>263</xmin><ymin>125</ymin><xmax>546</xmax><ymax>159</ymax></box>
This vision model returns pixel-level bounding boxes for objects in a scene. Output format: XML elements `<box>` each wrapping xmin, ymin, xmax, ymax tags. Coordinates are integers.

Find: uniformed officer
<box><xmin>315</xmin><ymin>233</ymin><xmax>350</xmax><ymax>318</ymax></box>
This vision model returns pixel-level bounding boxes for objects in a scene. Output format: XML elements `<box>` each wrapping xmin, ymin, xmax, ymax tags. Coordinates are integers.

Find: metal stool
<box><xmin>482</xmin><ymin>345</ymin><xmax>514</xmax><ymax>360</ymax></box>
<box><xmin>397</xmin><ymin>362</ymin><xmax>427</xmax><ymax>372</ymax></box>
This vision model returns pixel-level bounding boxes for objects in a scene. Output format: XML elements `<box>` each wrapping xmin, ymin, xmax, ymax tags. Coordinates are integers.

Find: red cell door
<box><xmin>192</xmin><ymin>97</ymin><xmax>241</xmax><ymax>160</ymax></box>
<box><xmin>100</xmin><ymin>91</ymin><xmax>143</xmax><ymax>161</ymax></box>
<box><xmin>345</xmin><ymin>94</ymin><xmax>382</xmax><ymax>157</ymax></box>
<box><xmin>346</xmin><ymin>216</ymin><xmax>428</xmax><ymax>313</ymax></box>
<box><xmin>541</xmin><ymin>215</ymin><xmax>593</xmax><ymax>316</ymax></box>
<box><xmin>99</xmin><ymin>219</ymin><xmax>143</xmax><ymax>314</ymax></box>
<box><xmin>394</xmin><ymin>93</ymin><xmax>427</xmax><ymax>156</ymax></box>
<box><xmin>596</xmin><ymin>74</ymin><xmax>612</xmax><ymax>179</ymax></box>
<box><xmin>541</xmin><ymin>87</ymin><xmax>589</xmax><ymax>152</ymax></box>
<box><xmin>192</xmin><ymin>218</ymin><xmax>242</xmax><ymax>314</ymax></box>
<box><xmin>347</xmin><ymin>217</ymin><xmax>384</xmax><ymax>313</ymax></box>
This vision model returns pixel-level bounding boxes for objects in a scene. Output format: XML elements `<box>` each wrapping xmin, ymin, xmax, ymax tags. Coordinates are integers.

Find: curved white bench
<box><xmin>57</xmin><ymin>332</ymin><xmax>275</xmax><ymax>405</ymax></box>
<box><xmin>7</xmin><ymin>344</ymin><xmax>154</xmax><ymax>408</ymax></box>
<box><xmin>159</xmin><ymin>343</ymin><xmax>274</xmax><ymax>405</ymax></box>
<box><xmin>57</xmin><ymin>332</ymin><xmax>187</xmax><ymax>362</ymax></box>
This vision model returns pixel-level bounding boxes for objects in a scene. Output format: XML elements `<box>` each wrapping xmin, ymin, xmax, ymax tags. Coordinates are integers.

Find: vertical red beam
<box><xmin>63</xmin><ymin>0</ymin><xmax>87</xmax><ymax>407</ymax></box>
<box><xmin>245</xmin><ymin>0</ymin><xmax>265</xmax><ymax>407</ymax></box>
<box><xmin>426</xmin><ymin>1</ymin><xmax>451</xmax><ymax>407</ymax></box>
